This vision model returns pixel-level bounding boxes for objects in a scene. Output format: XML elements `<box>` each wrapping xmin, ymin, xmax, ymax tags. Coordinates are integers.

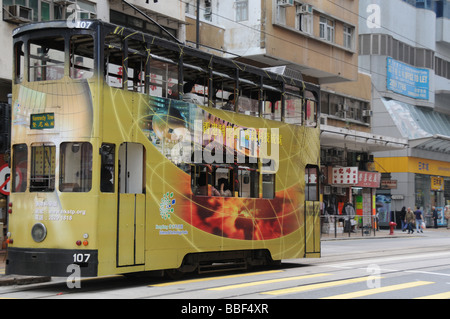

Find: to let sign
<box><xmin>30</xmin><ymin>113</ymin><xmax>54</xmax><ymax>130</ymax></box>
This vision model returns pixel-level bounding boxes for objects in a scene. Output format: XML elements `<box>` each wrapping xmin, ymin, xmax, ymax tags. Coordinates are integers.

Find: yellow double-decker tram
<box><xmin>6</xmin><ymin>20</ymin><xmax>321</xmax><ymax>277</ymax></box>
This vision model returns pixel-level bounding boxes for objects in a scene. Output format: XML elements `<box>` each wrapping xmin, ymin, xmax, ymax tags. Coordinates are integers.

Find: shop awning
<box><xmin>409</xmin><ymin>134</ymin><xmax>450</xmax><ymax>153</ymax></box>
<box><xmin>382</xmin><ymin>98</ymin><xmax>450</xmax><ymax>154</ymax></box>
<box><xmin>320</xmin><ymin>124</ymin><xmax>408</xmax><ymax>152</ymax></box>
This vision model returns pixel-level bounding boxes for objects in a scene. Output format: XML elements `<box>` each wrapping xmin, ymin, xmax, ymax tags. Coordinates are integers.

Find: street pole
<box><xmin>196</xmin><ymin>0</ymin><xmax>200</xmax><ymax>49</ymax></box>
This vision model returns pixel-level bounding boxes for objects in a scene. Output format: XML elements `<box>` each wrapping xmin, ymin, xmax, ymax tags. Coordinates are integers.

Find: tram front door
<box><xmin>117</xmin><ymin>142</ymin><xmax>146</xmax><ymax>266</ymax></box>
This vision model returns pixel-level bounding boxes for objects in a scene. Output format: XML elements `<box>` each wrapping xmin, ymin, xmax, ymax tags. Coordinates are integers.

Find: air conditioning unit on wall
<box><xmin>278</xmin><ymin>0</ymin><xmax>294</xmax><ymax>7</ymax></box>
<box><xmin>298</xmin><ymin>4</ymin><xmax>313</xmax><ymax>14</ymax></box>
<box><xmin>53</xmin><ymin>0</ymin><xmax>76</xmax><ymax>5</ymax></box>
<box><xmin>3</xmin><ymin>5</ymin><xmax>32</xmax><ymax>24</ymax></box>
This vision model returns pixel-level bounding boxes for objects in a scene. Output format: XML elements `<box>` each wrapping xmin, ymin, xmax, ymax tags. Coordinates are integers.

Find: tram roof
<box><xmin>13</xmin><ymin>19</ymin><xmax>319</xmax><ymax>96</ymax></box>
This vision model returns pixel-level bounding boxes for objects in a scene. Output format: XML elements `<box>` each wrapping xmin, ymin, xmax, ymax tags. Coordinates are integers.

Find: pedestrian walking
<box><xmin>431</xmin><ymin>206</ymin><xmax>439</xmax><ymax>229</ymax></box>
<box><xmin>405</xmin><ymin>207</ymin><xmax>415</xmax><ymax>234</ymax></box>
<box><xmin>400</xmin><ymin>206</ymin><xmax>407</xmax><ymax>232</ymax></box>
<box><xmin>414</xmin><ymin>206</ymin><xmax>424</xmax><ymax>233</ymax></box>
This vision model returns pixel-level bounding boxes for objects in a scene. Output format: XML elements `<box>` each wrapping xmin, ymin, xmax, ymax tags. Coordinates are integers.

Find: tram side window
<box><xmin>213</xmin><ymin>76</ymin><xmax>236</xmax><ymax>111</ymax></box>
<box><xmin>305</xmin><ymin>90</ymin><xmax>318</xmax><ymax>127</ymax></box>
<box><xmin>104</xmin><ymin>33</ymin><xmax>124</xmax><ymax>88</ymax></box>
<box><xmin>262</xmin><ymin>159</ymin><xmax>276</xmax><ymax>199</ymax></box>
<box><xmin>262</xmin><ymin>100</ymin><xmax>282</xmax><ymax>121</ymax></box>
<box><xmin>284</xmin><ymin>94</ymin><xmax>303</xmax><ymax>125</ymax></box>
<box><xmin>237</xmin><ymin>94</ymin><xmax>259</xmax><ymax>116</ymax></box>
<box><xmin>305</xmin><ymin>99</ymin><xmax>317</xmax><ymax>127</ymax></box>
<box><xmin>191</xmin><ymin>165</ymin><xmax>209</xmax><ymax>196</ymax></box>
<box><xmin>100</xmin><ymin>143</ymin><xmax>115</xmax><ymax>193</ymax></box>
<box><xmin>149</xmin><ymin>59</ymin><xmax>179</xmax><ymax>99</ymax></box>
<box><xmin>261</xmin><ymin>90</ymin><xmax>282</xmax><ymax>121</ymax></box>
<box><xmin>212</xmin><ymin>166</ymin><xmax>233</xmax><ymax>197</ymax></box>
<box><xmin>12</xmin><ymin>144</ymin><xmax>27</xmax><ymax>193</ymax></box>
<box><xmin>59</xmin><ymin>142</ymin><xmax>92</xmax><ymax>192</ymax></box>
<box><xmin>70</xmin><ymin>35</ymin><xmax>94</xmax><ymax>79</ymax></box>
<box><xmin>29</xmin><ymin>37</ymin><xmax>65</xmax><ymax>82</ymax></box>
<box><xmin>30</xmin><ymin>143</ymin><xmax>55</xmax><ymax>192</ymax></box>
<box><xmin>237</xmin><ymin>163</ymin><xmax>259</xmax><ymax>198</ymax></box>
<box><xmin>14</xmin><ymin>41</ymin><xmax>24</xmax><ymax>84</ymax></box>
<box><xmin>305</xmin><ymin>165</ymin><xmax>319</xmax><ymax>201</ymax></box>
<box><xmin>127</xmin><ymin>38</ymin><xmax>147</xmax><ymax>93</ymax></box>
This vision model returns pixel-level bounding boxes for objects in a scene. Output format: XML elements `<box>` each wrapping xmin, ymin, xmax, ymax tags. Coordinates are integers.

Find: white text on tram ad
<box><xmin>34</xmin><ymin>200</ymin><xmax>86</xmax><ymax>222</ymax></box>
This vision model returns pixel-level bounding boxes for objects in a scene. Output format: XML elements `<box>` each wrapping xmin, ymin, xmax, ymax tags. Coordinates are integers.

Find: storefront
<box><xmin>322</xmin><ymin>166</ymin><xmax>381</xmax><ymax>231</ymax></box>
<box><xmin>375</xmin><ymin>156</ymin><xmax>450</xmax><ymax>227</ymax></box>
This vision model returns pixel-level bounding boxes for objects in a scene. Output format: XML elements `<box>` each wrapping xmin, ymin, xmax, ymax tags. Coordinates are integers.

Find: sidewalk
<box><xmin>0</xmin><ymin>227</ymin><xmax>448</xmax><ymax>286</ymax></box>
<box><xmin>321</xmin><ymin>226</ymin><xmax>450</xmax><ymax>240</ymax></box>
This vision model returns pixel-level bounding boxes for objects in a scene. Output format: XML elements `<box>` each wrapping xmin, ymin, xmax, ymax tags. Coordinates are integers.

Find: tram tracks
<box><xmin>1</xmin><ymin>245</ymin><xmax>450</xmax><ymax>299</ymax></box>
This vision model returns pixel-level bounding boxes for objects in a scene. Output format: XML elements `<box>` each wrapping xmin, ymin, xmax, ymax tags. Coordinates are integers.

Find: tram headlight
<box><xmin>31</xmin><ymin>223</ymin><xmax>47</xmax><ymax>243</ymax></box>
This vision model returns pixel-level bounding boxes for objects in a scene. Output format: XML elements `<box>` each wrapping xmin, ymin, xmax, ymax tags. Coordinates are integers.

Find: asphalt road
<box><xmin>1</xmin><ymin>229</ymin><xmax>449</xmax><ymax>304</ymax></box>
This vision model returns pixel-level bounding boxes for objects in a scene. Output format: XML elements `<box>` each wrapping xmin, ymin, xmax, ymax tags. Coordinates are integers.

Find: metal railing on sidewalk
<box><xmin>320</xmin><ymin>214</ymin><xmax>378</xmax><ymax>238</ymax></box>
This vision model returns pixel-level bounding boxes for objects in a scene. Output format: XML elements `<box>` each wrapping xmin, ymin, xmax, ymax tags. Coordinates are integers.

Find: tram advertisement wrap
<box><xmin>141</xmin><ymin>96</ymin><xmax>320</xmax><ymax>241</ymax></box>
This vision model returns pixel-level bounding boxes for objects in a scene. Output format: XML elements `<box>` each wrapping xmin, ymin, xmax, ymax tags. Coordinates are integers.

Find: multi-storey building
<box><xmin>359</xmin><ymin>0</ymin><xmax>450</xmax><ymax>225</ymax></box>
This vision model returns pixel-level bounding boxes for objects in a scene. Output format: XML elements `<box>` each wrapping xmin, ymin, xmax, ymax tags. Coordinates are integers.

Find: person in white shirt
<box><xmin>182</xmin><ymin>81</ymin><xmax>204</xmax><ymax>105</ymax></box>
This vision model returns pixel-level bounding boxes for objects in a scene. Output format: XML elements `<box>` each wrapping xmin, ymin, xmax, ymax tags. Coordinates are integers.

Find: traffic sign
<box><xmin>0</xmin><ymin>164</ymin><xmax>11</xmax><ymax>195</ymax></box>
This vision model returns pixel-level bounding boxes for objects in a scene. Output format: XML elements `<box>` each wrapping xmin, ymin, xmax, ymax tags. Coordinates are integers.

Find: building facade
<box><xmin>359</xmin><ymin>0</ymin><xmax>450</xmax><ymax>226</ymax></box>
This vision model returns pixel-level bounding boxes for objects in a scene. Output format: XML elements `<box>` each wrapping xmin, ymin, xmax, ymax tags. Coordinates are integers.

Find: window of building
<box><xmin>30</xmin><ymin>143</ymin><xmax>55</xmax><ymax>192</ymax></box>
<box><xmin>59</xmin><ymin>142</ymin><xmax>92</xmax><ymax>192</ymax></box>
<box><xmin>236</xmin><ymin>0</ymin><xmax>248</xmax><ymax>22</ymax></box>
<box><xmin>185</xmin><ymin>1</ymin><xmax>195</xmax><ymax>16</ymax></box>
<box><xmin>329</xmin><ymin>94</ymin><xmax>344</xmax><ymax>117</ymax></box>
<box><xmin>435</xmin><ymin>56</ymin><xmax>450</xmax><ymax>79</ymax></box>
<box><xmin>76</xmin><ymin>1</ymin><xmax>96</xmax><ymax>19</ymax></box>
<box><xmin>319</xmin><ymin>16</ymin><xmax>334</xmax><ymax>43</ymax></box>
<box><xmin>415</xmin><ymin>48</ymin><xmax>434</xmax><ymax>69</ymax></box>
<box><xmin>276</xmin><ymin>4</ymin><xmax>287</xmax><ymax>25</ymax></box>
<box><xmin>204</xmin><ymin>0</ymin><xmax>212</xmax><ymax>21</ymax></box>
<box><xmin>2</xmin><ymin>0</ymin><xmax>91</xmax><ymax>22</ymax></box>
<box><xmin>360</xmin><ymin>33</ymin><xmax>440</xmax><ymax>72</ymax></box>
<box><xmin>320</xmin><ymin>92</ymin><xmax>330</xmax><ymax>115</ymax></box>
<box><xmin>322</xmin><ymin>92</ymin><xmax>370</xmax><ymax>124</ymax></box>
<box><xmin>295</xmin><ymin>4</ymin><xmax>313</xmax><ymax>35</ymax></box>
<box><xmin>12</xmin><ymin>144</ymin><xmax>27</xmax><ymax>193</ymax></box>
<box><xmin>343</xmin><ymin>25</ymin><xmax>354</xmax><ymax>50</ymax></box>
<box><xmin>110</xmin><ymin>10</ymin><xmax>178</xmax><ymax>40</ymax></box>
